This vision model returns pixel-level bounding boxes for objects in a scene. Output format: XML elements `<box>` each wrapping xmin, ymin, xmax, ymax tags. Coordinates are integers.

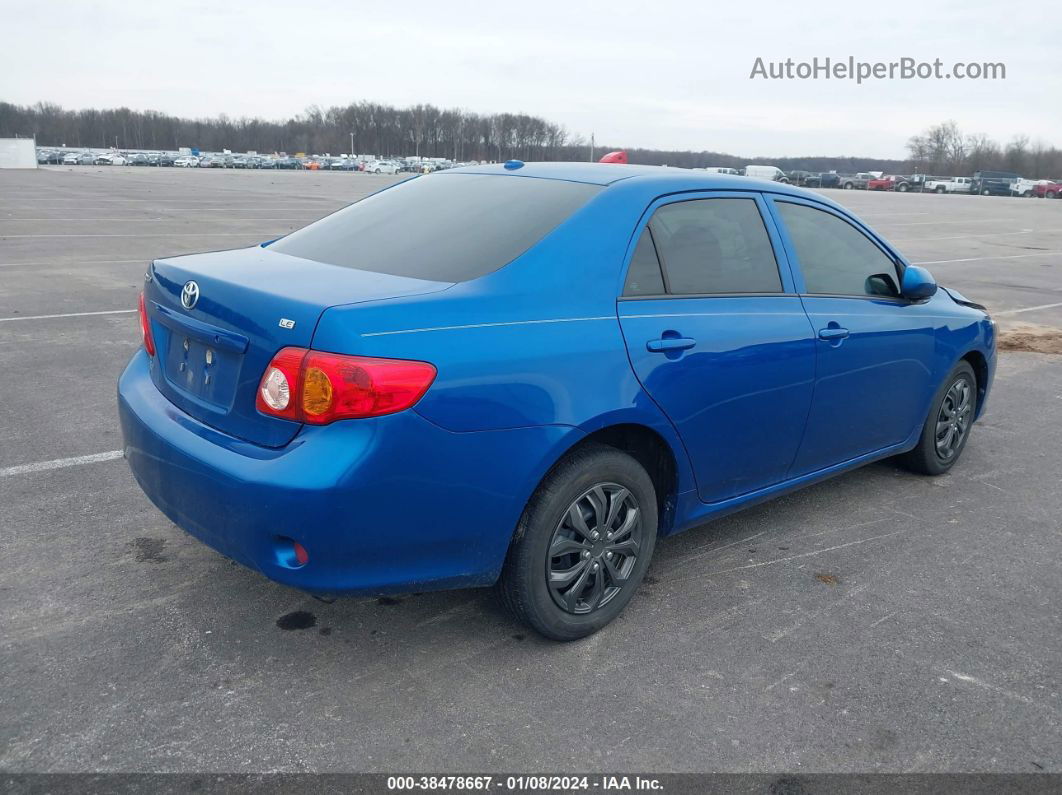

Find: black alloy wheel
<box><xmin>546</xmin><ymin>484</ymin><xmax>642</xmax><ymax>615</ymax></box>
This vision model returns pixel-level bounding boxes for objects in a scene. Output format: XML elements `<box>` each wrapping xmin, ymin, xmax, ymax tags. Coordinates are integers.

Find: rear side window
<box><xmin>271</xmin><ymin>174</ymin><xmax>602</xmax><ymax>282</ymax></box>
<box><xmin>623</xmin><ymin>229</ymin><xmax>665</xmax><ymax>296</ymax></box>
<box><xmin>776</xmin><ymin>201</ymin><xmax>900</xmax><ymax>297</ymax></box>
<box><xmin>648</xmin><ymin>198</ymin><xmax>782</xmax><ymax>294</ymax></box>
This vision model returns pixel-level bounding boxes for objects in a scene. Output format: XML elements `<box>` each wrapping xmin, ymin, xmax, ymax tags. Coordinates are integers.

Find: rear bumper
<box><xmin>118</xmin><ymin>350</ymin><xmax>576</xmax><ymax>595</ymax></box>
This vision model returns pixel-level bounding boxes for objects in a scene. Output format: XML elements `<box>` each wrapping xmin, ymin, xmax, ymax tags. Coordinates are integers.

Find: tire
<box><xmin>899</xmin><ymin>361</ymin><xmax>977</xmax><ymax>476</ymax></box>
<box><xmin>1047</xmin><ymin>191</ymin><xmax>1057</xmax><ymax>199</ymax></box>
<box><xmin>898</xmin><ymin>183</ymin><xmax>909</xmax><ymax>192</ymax></box>
<box><xmin>935</xmin><ymin>186</ymin><xmax>946</xmax><ymax>193</ymax></box>
<box><xmin>499</xmin><ymin>443</ymin><xmax>657</xmax><ymax>641</ymax></box>
<box><xmin>982</xmin><ymin>189</ymin><xmax>991</xmax><ymax>195</ymax></box>
<box><xmin>843</xmin><ymin>182</ymin><xmax>854</xmax><ymax>190</ymax></box>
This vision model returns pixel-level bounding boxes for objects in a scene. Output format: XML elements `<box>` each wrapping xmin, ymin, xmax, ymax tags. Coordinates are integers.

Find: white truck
<box><xmin>924</xmin><ymin>176</ymin><xmax>973</xmax><ymax>194</ymax></box>
<box><xmin>1010</xmin><ymin>178</ymin><xmax>1042</xmax><ymax>197</ymax></box>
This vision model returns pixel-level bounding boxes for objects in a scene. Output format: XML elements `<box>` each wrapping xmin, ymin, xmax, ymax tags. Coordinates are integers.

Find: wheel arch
<box><xmin>513</xmin><ymin>421</ymin><xmax>689</xmax><ymax>546</ymax></box>
<box><xmin>960</xmin><ymin>348</ymin><xmax>989</xmax><ymax>417</ymax></box>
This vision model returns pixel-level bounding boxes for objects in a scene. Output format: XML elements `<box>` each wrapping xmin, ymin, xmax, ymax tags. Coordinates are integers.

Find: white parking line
<box><xmin>0</xmin><ymin>259</ymin><xmax>147</xmax><ymax>268</ymax></box>
<box><xmin>892</xmin><ymin>230</ymin><xmax>1037</xmax><ymax>243</ymax></box>
<box><xmin>994</xmin><ymin>302</ymin><xmax>1062</xmax><ymax>317</ymax></box>
<box><xmin>0</xmin><ymin>217</ymin><xmax>318</xmax><ymax>222</ymax></box>
<box><xmin>915</xmin><ymin>252</ymin><xmax>1062</xmax><ymax>265</ymax></box>
<box><xmin>0</xmin><ymin>309</ymin><xmax>136</xmax><ymax>322</ymax></box>
<box><xmin>0</xmin><ymin>450</ymin><xmax>123</xmax><ymax>478</ymax></box>
<box><xmin>0</xmin><ymin>233</ymin><xmax>267</xmax><ymax>238</ymax></box>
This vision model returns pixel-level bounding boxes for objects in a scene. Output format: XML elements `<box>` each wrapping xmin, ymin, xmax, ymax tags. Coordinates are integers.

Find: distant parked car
<box><xmin>129</xmin><ymin>153</ymin><xmax>151</xmax><ymax>166</ymax></box>
<box><xmin>868</xmin><ymin>175</ymin><xmax>912</xmax><ymax>192</ymax></box>
<box><xmin>744</xmin><ymin>164</ymin><xmax>789</xmax><ymax>183</ymax></box>
<box><xmin>94</xmin><ymin>153</ymin><xmax>127</xmax><ymax>166</ymax></box>
<box><xmin>838</xmin><ymin>173</ymin><xmax>875</xmax><ymax>190</ymax></box>
<box><xmin>786</xmin><ymin>170</ymin><xmax>817</xmax><ymax>187</ymax></box>
<box><xmin>971</xmin><ymin>171</ymin><xmax>1019</xmax><ymax>196</ymax></box>
<box><xmin>815</xmin><ymin>173</ymin><xmax>841</xmax><ymax>189</ymax></box>
<box><xmin>174</xmin><ymin>155</ymin><xmax>199</xmax><ymax>167</ymax></box>
<box><xmin>923</xmin><ymin>176</ymin><xmax>972</xmax><ymax>194</ymax></box>
<box><xmin>1033</xmin><ymin>180</ymin><xmax>1061</xmax><ymax>199</ymax></box>
<box><xmin>367</xmin><ymin>160</ymin><xmax>399</xmax><ymax>174</ymax></box>
<box><xmin>274</xmin><ymin>157</ymin><xmax>300</xmax><ymax>169</ymax></box>
<box><xmin>62</xmin><ymin>152</ymin><xmax>82</xmax><ymax>165</ymax></box>
<box><xmin>1009</xmin><ymin>178</ymin><xmax>1042</xmax><ymax>197</ymax></box>
<box><xmin>703</xmin><ymin>167</ymin><xmax>742</xmax><ymax>176</ymax></box>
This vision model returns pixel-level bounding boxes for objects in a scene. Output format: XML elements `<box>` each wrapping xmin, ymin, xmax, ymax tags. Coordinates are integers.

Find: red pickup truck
<box><xmin>868</xmin><ymin>175</ymin><xmax>912</xmax><ymax>192</ymax></box>
<box><xmin>1033</xmin><ymin>181</ymin><xmax>1061</xmax><ymax>199</ymax></box>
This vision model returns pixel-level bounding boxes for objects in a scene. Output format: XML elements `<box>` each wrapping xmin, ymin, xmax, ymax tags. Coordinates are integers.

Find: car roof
<box><xmin>442</xmin><ymin>161</ymin><xmax>837</xmax><ymax>204</ymax></box>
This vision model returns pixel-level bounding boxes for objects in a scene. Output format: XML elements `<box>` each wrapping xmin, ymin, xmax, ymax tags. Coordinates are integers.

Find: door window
<box><xmin>622</xmin><ymin>228</ymin><xmax>666</xmax><ymax>296</ymax></box>
<box><xmin>776</xmin><ymin>201</ymin><xmax>901</xmax><ymax>297</ymax></box>
<box><xmin>647</xmin><ymin>198</ymin><xmax>783</xmax><ymax>295</ymax></box>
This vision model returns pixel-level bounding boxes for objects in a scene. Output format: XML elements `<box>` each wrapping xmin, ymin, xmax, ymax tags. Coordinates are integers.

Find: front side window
<box><xmin>647</xmin><ymin>198</ymin><xmax>782</xmax><ymax>295</ymax></box>
<box><xmin>776</xmin><ymin>201</ymin><xmax>900</xmax><ymax>297</ymax></box>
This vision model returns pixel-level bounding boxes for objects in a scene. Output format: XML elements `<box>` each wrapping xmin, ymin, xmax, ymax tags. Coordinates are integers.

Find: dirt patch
<box><xmin>998</xmin><ymin>323</ymin><xmax>1062</xmax><ymax>354</ymax></box>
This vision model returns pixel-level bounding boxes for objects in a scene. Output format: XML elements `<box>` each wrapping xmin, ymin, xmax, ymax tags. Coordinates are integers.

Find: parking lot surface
<box><xmin>1</xmin><ymin>167</ymin><xmax>1060</xmax><ymax>772</ymax></box>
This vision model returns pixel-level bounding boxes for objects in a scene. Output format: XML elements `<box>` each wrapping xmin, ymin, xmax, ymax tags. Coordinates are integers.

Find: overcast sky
<box><xmin>3</xmin><ymin>0</ymin><xmax>1058</xmax><ymax>158</ymax></box>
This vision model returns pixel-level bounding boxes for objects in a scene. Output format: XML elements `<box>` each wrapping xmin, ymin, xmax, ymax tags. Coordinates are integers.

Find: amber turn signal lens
<box><xmin>301</xmin><ymin>366</ymin><xmax>334</xmax><ymax>416</ymax></box>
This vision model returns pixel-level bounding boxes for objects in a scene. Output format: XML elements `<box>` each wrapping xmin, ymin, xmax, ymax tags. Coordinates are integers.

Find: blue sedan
<box><xmin>118</xmin><ymin>162</ymin><xmax>996</xmax><ymax>639</ymax></box>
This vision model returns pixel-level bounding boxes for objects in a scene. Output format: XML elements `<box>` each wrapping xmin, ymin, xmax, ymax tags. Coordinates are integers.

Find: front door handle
<box><xmin>818</xmin><ymin>326</ymin><xmax>850</xmax><ymax>341</ymax></box>
<box><xmin>647</xmin><ymin>337</ymin><xmax>696</xmax><ymax>353</ymax></box>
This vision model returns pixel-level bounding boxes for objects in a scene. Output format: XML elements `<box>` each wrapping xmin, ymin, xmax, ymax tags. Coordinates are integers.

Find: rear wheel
<box><xmin>982</xmin><ymin>189</ymin><xmax>991</xmax><ymax>195</ymax></box>
<box><xmin>1047</xmin><ymin>190</ymin><xmax>1058</xmax><ymax>199</ymax></box>
<box><xmin>936</xmin><ymin>186</ymin><xmax>946</xmax><ymax>193</ymax></box>
<box><xmin>844</xmin><ymin>182</ymin><xmax>854</xmax><ymax>190</ymax></box>
<box><xmin>499</xmin><ymin>443</ymin><xmax>657</xmax><ymax>641</ymax></box>
<box><xmin>900</xmin><ymin>361</ymin><xmax>977</xmax><ymax>476</ymax></box>
<box><xmin>898</xmin><ymin>183</ymin><xmax>909</xmax><ymax>192</ymax></box>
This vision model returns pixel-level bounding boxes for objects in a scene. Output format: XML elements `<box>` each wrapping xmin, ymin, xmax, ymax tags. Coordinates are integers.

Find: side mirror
<box><xmin>901</xmin><ymin>265</ymin><xmax>938</xmax><ymax>300</ymax></box>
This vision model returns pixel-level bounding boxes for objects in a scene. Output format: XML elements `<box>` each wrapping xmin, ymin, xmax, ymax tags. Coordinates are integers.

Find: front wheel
<box><xmin>900</xmin><ymin>361</ymin><xmax>977</xmax><ymax>476</ymax></box>
<box><xmin>843</xmin><ymin>182</ymin><xmax>854</xmax><ymax>189</ymax></box>
<box><xmin>499</xmin><ymin>443</ymin><xmax>657</xmax><ymax>640</ymax></box>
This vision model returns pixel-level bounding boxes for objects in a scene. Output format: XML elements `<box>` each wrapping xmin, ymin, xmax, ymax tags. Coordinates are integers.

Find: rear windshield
<box><xmin>271</xmin><ymin>173</ymin><xmax>602</xmax><ymax>282</ymax></box>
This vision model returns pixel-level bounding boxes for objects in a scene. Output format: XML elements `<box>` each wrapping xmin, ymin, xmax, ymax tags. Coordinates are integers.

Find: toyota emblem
<box><xmin>181</xmin><ymin>281</ymin><xmax>200</xmax><ymax>310</ymax></box>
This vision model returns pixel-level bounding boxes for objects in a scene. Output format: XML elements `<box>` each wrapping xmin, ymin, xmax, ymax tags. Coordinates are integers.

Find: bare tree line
<box><xmin>907</xmin><ymin>121</ymin><xmax>1062</xmax><ymax>178</ymax></box>
<box><xmin>3</xmin><ymin>101</ymin><xmax>1058</xmax><ymax>178</ymax></box>
<box><xmin>0</xmin><ymin>100</ymin><xmax>578</xmax><ymax>161</ymax></box>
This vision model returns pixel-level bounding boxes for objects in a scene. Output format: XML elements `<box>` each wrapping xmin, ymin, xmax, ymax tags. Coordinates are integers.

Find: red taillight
<box><xmin>138</xmin><ymin>292</ymin><xmax>155</xmax><ymax>357</ymax></box>
<box><xmin>256</xmin><ymin>347</ymin><xmax>436</xmax><ymax>424</ymax></box>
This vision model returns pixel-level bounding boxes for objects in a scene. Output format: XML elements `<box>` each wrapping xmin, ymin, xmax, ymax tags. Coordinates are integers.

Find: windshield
<box><xmin>271</xmin><ymin>173</ymin><xmax>602</xmax><ymax>282</ymax></box>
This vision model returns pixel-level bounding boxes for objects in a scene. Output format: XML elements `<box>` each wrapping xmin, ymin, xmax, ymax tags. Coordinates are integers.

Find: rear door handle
<box><xmin>646</xmin><ymin>337</ymin><xmax>696</xmax><ymax>353</ymax></box>
<box><xmin>817</xmin><ymin>326</ymin><xmax>850</xmax><ymax>341</ymax></box>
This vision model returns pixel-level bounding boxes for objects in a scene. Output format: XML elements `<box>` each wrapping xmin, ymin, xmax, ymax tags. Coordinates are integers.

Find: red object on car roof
<box><xmin>598</xmin><ymin>151</ymin><xmax>628</xmax><ymax>164</ymax></box>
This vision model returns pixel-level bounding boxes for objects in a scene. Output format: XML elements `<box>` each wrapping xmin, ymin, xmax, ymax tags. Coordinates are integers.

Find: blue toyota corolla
<box><xmin>118</xmin><ymin>162</ymin><xmax>996</xmax><ymax>639</ymax></box>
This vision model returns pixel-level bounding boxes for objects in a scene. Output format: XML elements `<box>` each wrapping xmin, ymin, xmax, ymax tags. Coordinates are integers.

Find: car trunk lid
<box><xmin>145</xmin><ymin>245</ymin><xmax>452</xmax><ymax>447</ymax></box>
